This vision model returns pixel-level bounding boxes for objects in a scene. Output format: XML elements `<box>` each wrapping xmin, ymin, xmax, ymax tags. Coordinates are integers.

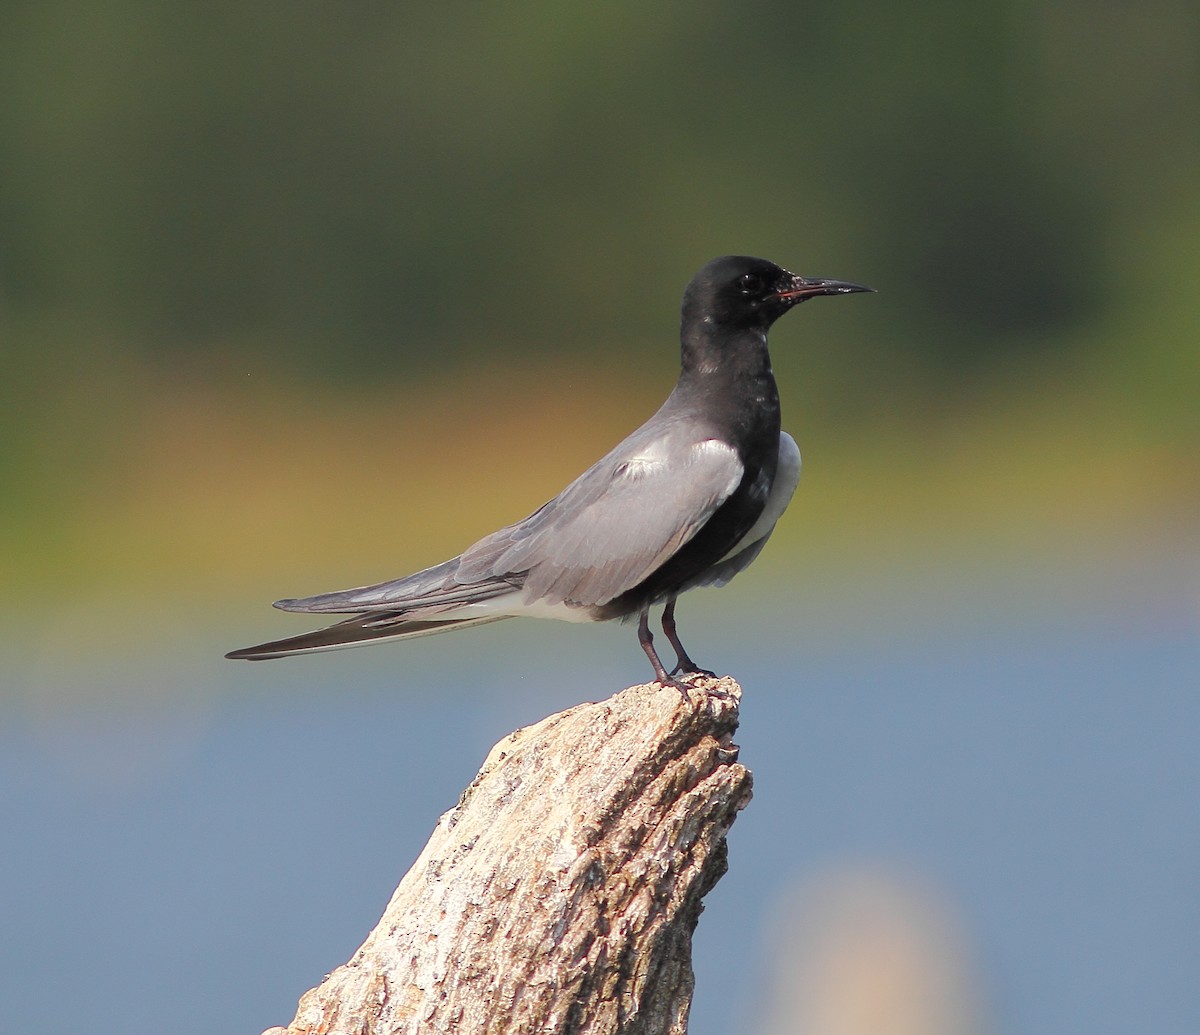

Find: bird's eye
<box><xmin>738</xmin><ymin>273</ymin><xmax>764</xmax><ymax>295</ymax></box>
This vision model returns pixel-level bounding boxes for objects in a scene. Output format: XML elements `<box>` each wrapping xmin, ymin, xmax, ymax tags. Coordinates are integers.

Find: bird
<box><xmin>226</xmin><ymin>255</ymin><xmax>871</xmax><ymax>690</ymax></box>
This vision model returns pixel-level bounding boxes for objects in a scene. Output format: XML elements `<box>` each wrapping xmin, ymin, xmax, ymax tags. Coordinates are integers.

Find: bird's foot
<box><xmin>655</xmin><ymin>670</ymin><xmax>734</xmax><ymax>704</ymax></box>
<box><xmin>671</xmin><ymin>662</ymin><xmax>717</xmax><ymax>679</ymax></box>
<box><xmin>703</xmin><ymin>680</ymin><xmax>736</xmax><ymax>701</ymax></box>
<box><xmin>655</xmin><ymin>673</ymin><xmax>697</xmax><ymax>699</ymax></box>
<box><xmin>672</xmin><ymin>666</ymin><xmax>737</xmax><ymax>702</ymax></box>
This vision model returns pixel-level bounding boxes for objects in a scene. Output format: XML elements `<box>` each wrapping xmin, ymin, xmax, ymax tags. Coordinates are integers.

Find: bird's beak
<box><xmin>772</xmin><ymin>276</ymin><xmax>875</xmax><ymax>303</ymax></box>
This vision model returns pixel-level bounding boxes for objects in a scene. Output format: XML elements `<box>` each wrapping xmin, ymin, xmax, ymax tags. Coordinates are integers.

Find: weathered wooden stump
<box><xmin>265</xmin><ymin>676</ymin><xmax>752</xmax><ymax>1035</ymax></box>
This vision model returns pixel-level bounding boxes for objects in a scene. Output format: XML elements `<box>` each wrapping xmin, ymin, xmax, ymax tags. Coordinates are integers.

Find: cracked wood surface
<box><xmin>264</xmin><ymin>676</ymin><xmax>752</xmax><ymax>1035</ymax></box>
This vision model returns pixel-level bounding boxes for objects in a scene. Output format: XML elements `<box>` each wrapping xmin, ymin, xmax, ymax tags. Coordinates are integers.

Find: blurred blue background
<box><xmin>1</xmin><ymin>3</ymin><xmax>1197</xmax><ymax>1033</ymax></box>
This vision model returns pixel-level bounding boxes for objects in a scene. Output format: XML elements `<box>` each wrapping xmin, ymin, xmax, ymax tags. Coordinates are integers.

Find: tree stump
<box><xmin>264</xmin><ymin>676</ymin><xmax>752</xmax><ymax>1035</ymax></box>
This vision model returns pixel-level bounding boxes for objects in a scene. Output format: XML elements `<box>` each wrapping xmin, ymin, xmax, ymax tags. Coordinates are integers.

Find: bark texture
<box><xmin>264</xmin><ymin>676</ymin><xmax>752</xmax><ymax>1035</ymax></box>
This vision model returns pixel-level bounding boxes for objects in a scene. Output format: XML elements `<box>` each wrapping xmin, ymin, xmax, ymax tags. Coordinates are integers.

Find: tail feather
<box><xmin>271</xmin><ymin>558</ymin><xmax>517</xmax><ymax>615</ymax></box>
<box><xmin>225</xmin><ymin>613</ymin><xmax>509</xmax><ymax>660</ymax></box>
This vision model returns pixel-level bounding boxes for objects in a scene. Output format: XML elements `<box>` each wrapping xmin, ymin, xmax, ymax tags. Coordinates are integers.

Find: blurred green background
<box><xmin>3</xmin><ymin>0</ymin><xmax>1196</xmax><ymax>614</ymax></box>
<box><xmin>2</xmin><ymin>4</ymin><xmax>1198</xmax><ymax>1035</ymax></box>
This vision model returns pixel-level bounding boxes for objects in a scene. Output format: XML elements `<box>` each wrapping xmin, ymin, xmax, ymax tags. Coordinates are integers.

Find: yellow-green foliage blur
<box><xmin>2</xmin><ymin>2</ymin><xmax>1197</xmax><ymax>622</ymax></box>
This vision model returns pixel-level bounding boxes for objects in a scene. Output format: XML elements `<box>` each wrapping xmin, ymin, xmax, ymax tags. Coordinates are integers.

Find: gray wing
<box><xmin>455</xmin><ymin>423</ymin><xmax>744</xmax><ymax>608</ymax></box>
<box><xmin>272</xmin><ymin>556</ymin><xmax>518</xmax><ymax>615</ymax></box>
<box><xmin>273</xmin><ymin>419</ymin><xmax>744</xmax><ymax>617</ymax></box>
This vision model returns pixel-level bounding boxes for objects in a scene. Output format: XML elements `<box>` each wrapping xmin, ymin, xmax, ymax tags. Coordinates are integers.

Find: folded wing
<box><xmin>272</xmin><ymin>425</ymin><xmax>745</xmax><ymax>618</ymax></box>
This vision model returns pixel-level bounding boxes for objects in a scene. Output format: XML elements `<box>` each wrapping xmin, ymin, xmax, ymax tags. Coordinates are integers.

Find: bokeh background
<box><xmin>3</xmin><ymin>4</ymin><xmax>1197</xmax><ymax>1034</ymax></box>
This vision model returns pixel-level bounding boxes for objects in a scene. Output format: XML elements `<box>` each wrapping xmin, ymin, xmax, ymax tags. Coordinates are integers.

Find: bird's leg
<box><xmin>638</xmin><ymin>606</ymin><xmax>692</xmax><ymax>696</ymax></box>
<box><xmin>661</xmin><ymin>599</ymin><xmax>717</xmax><ymax>678</ymax></box>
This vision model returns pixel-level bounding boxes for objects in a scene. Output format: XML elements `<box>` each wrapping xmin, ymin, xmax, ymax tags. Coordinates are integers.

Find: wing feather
<box><xmin>272</xmin><ymin>558</ymin><xmax>515</xmax><ymax>615</ymax></box>
<box><xmin>460</xmin><ymin>432</ymin><xmax>743</xmax><ymax>608</ymax></box>
<box><xmin>268</xmin><ymin>420</ymin><xmax>744</xmax><ymax>619</ymax></box>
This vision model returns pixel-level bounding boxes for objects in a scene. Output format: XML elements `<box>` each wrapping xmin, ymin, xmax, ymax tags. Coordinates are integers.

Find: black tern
<box><xmin>227</xmin><ymin>255</ymin><xmax>871</xmax><ymax>689</ymax></box>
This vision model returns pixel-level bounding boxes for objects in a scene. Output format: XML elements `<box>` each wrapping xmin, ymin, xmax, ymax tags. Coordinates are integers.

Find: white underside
<box><xmin>718</xmin><ymin>431</ymin><xmax>800</xmax><ymax>562</ymax></box>
<box><xmin>447</xmin><ymin>593</ymin><xmax>598</xmax><ymax>623</ymax></box>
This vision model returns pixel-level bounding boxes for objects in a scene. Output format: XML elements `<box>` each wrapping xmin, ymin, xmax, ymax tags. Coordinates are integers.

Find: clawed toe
<box><xmin>671</xmin><ymin>663</ymin><xmax>717</xmax><ymax>679</ymax></box>
<box><xmin>652</xmin><ymin>673</ymin><xmax>694</xmax><ymax>697</ymax></box>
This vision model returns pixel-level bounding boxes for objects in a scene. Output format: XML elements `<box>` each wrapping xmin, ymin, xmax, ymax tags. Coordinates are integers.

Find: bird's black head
<box><xmin>682</xmin><ymin>255</ymin><xmax>872</xmax><ymax>334</ymax></box>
